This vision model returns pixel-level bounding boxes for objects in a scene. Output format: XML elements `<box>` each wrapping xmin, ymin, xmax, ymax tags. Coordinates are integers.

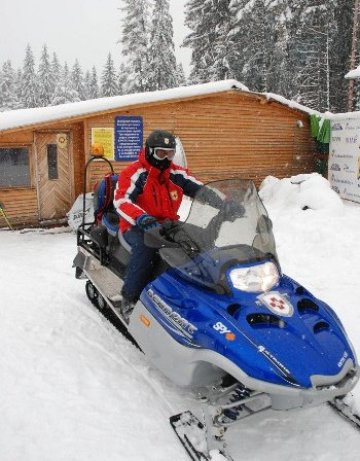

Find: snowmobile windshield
<box><xmin>159</xmin><ymin>179</ymin><xmax>280</xmax><ymax>292</ymax></box>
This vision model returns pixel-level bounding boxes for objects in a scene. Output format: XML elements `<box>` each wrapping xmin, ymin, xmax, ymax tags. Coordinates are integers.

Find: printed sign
<box><xmin>91</xmin><ymin>127</ymin><xmax>114</xmax><ymax>160</ymax></box>
<box><xmin>329</xmin><ymin>117</ymin><xmax>360</xmax><ymax>204</ymax></box>
<box><xmin>115</xmin><ymin>116</ymin><xmax>143</xmax><ymax>161</ymax></box>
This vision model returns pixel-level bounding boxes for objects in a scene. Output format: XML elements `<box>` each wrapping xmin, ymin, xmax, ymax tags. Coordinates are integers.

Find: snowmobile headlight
<box><xmin>229</xmin><ymin>261</ymin><xmax>279</xmax><ymax>293</ymax></box>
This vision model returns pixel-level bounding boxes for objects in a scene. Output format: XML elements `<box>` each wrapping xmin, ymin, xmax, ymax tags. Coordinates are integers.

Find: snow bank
<box><xmin>259</xmin><ymin>173</ymin><xmax>344</xmax><ymax>216</ymax></box>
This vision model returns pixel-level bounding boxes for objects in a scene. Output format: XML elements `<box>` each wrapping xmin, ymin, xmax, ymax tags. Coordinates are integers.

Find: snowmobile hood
<box><xmin>143</xmin><ymin>179</ymin><xmax>358</xmax><ymax>391</ymax></box>
<box><xmin>145</xmin><ymin>271</ymin><xmax>358</xmax><ymax>391</ymax></box>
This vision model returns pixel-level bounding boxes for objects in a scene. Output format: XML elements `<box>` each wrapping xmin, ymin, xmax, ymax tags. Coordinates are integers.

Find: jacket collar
<box><xmin>138</xmin><ymin>149</ymin><xmax>171</xmax><ymax>180</ymax></box>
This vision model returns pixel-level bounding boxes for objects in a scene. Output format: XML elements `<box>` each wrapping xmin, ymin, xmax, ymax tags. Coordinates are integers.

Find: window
<box><xmin>0</xmin><ymin>147</ymin><xmax>30</xmax><ymax>187</ymax></box>
<box><xmin>47</xmin><ymin>144</ymin><xmax>58</xmax><ymax>180</ymax></box>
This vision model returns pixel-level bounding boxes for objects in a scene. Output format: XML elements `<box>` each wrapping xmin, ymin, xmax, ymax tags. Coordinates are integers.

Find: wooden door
<box><xmin>36</xmin><ymin>132</ymin><xmax>72</xmax><ymax>221</ymax></box>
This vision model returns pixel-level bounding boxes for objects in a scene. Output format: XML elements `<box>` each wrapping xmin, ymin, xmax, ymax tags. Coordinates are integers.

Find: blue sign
<box><xmin>115</xmin><ymin>116</ymin><xmax>143</xmax><ymax>161</ymax></box>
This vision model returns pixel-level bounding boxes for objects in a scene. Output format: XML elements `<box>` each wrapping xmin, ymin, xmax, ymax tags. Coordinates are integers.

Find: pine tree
<box><xmin>118</xmin><ymin>63</ymin><xmax>127</xmax><ymax>95</ymax></box>
<box><xmin>51</xmin><ymin>62</ymin><xmax>80</xmax><ymax>105</ymax></box>
<box><xmin>71</xmin><ymin>59</ymin><xmax>86</xmax><ymax>100</ymax></box>
<box><xmin>0</xmin><ymin>60</ymin><xmax>20</xmax><ymax>111</ymax></box>
<box><xmin>38</xmin><ymin>44</ymin><xmax>52</xmax><ymax>107</ymax></box>
<box><xmin>227</xmin><ymin>0</ymin><xmax>275</xmax><ymax>92</ymax></box>
<box><xmin>83</xmin><ymin>70</ymin><xmax>92</xmax><ymax>100</ymax></box>
<box><xmin>183</xmin><ymin>0</ymin><xmax>232</xmax><ymax>84</ymax></box>
<box><xmin>331</xmin><ymin>0</ymin><xmax>354</xmax><ymax>111</ymax></box>
<box><xmin>89</xmin><ymin>66</ymin><xmax>99</xmax><ymax>99</ymax></box>
<box><xmin>120</xmin><ymin>0</ymin><xmax>150</xmax><ymax>93</ymax></box>
<box><xmin>21</xmin><ymin>44</ymin><xmax>39</xmax><ymax>108</ymax></box>
<box><xmin>290</xmin><ymin>1</ymin><xmax>334</xmax><ymax>111</ymax></box>
<box><xmin>14</xmin><ymin>68</ymin><xmax>24</xmax><ymax>107</ymax></box>
<box><xmin>101</xmin><ymin>53</ymin><xmax>118</xmax><ymax>97</ymax></box>
<box><xmin>176</xmin><ymin>63</ymin><xmax>187</xmax><ymax>86</ymax></box>
<box><xmin>147</xmin><ymin>0</ymin><xmax>178</xmax><ymax>90</ymax></box>
<box><xmin>50</xmin><ymin>52</ymin><xmax>62</xmax><ymax>96</ymax></box>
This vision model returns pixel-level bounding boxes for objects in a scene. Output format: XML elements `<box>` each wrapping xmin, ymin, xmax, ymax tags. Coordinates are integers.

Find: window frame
<box><xmin>0</xmin><ymin>144</ymin><xmax>34</xmax><ymax>190</ymax></box>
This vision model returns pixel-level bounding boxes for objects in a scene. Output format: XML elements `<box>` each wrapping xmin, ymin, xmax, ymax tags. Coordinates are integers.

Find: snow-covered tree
<box><xmin>176</xmin><ymin>63</ymin><xmax>187</xmax><ymax>87</ymax></box>
<box><xmin>117</xmin><ymin>63</ymin><xmax>127</xmax><ymax>95</ymax></box>
<box><xmin>50</xmin><ymin>52</ymin><xmax>62</xmax><ymax>95</ymax></box>
<box><xmin>119</xmin><ymin>0</ymin><xmax>150</xmax><ymax>93</ymax></box>
<box><xmin>101</xmin><ymin>53</ymin><xmax>118</xmax><ymax>97</ymax></box>
<box><xmin>38</xmin><ymin>44</ymin><xmax>52</xmax><ymax>107</ymax></box>
<box><xmin>0</xmin><ymin>61</ymin><xmax>20</xmax><ymax>111</ymax></box>
<box><xmin>331</xmin><ymin>0</ymin><xmax>355</xmax><ymax>111</ymax></box>
<box><xmin>227</xmin><ymin>0</ymin><xmax>277</xmax><ymax>92</ymax></box>
<box><xmin>89</xmin><ymin>66</ymin><xmax>99</xmax><ymax>99</ymax></box>
<box><xmin>147</xmin><ymin>0</ymin><xmax>178</xmax><ymax>90</ymax></box>
<box><xmin>51</xmin><ymin>63</ymin><xmax>80</xmax><ymax>105</ymax></box>
<box><xmin>83</xmin><ymin>70</ymin><xmax>92</xmax><ymax>100</ymax></box>
<box><xmin>71</xmin><ymin>59</ymin><xmax>86</xmax><ymax>100</ymax></box>
<box><xmin>21</xmin><ymin>44</ymin><xmax>39</xmax><ymax>108</ymax></box>
<box><xmin>183</xmin><ymin>0</ymin><xmax>232</xmax><ymax>83</ymax></box>
<box><xmin>14</xmin><ymin>68</ymin><xmax>24</xmax><ymax>107</ymax></box>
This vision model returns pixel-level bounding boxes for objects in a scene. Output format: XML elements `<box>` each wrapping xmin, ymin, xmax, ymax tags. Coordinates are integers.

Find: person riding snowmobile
<box><xmin>113</xmin><ymin>129</ymin><xmax>205</xmax><ymax>319</ymax></box>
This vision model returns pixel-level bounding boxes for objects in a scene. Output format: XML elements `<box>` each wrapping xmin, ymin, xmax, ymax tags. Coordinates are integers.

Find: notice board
<box><xmin>115</xmin><ymin>116</ymin><xmax>143</xmax><ymax>161</ymax></box>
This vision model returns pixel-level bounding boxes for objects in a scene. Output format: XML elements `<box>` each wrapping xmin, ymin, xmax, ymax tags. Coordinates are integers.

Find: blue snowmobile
<box><xmin>73</xmin><ymin>172</ymin><xmax>359</xmax><ymax>461</ymax></box>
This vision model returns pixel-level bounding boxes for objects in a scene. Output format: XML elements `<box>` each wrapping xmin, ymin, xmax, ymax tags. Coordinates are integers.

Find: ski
<box><xmin>170</xmin><ymin>411</ymin><xmax>233</xmax><ymax>461</ymax></box>
<box><xmin>328</xmin><ymin>397</ymin><xmax>360</xmax><ymax>432</ymax></box>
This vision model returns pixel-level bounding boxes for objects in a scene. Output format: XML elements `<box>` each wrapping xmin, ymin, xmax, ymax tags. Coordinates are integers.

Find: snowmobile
<box><xmin>73</xmin><ymin>156</ymin><xmax>360</xmax><ymax>461</ymax></box>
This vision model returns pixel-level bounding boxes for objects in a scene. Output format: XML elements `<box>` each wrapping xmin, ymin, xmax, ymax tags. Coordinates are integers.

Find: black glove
<box><xmin>222</xmin><ymin>200</ymin><xmax>245</xmax><ymax>221</ymax></box>
<box><xmin>136</xmin><ymin>214</ymin><xmax>160</xmax><ymax>232</ymax></box>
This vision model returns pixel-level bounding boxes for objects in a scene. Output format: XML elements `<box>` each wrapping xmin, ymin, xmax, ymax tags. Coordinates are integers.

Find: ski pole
<box><xmin>0</xmin><ymin>202</ymin><xmax>13</xmax><ymax>230</ymax></box>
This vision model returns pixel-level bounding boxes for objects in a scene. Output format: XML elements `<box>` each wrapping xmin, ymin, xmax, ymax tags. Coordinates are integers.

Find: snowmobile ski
<box><xmin>329</xmin><ymin>397</ymin><xmax>360</xmax><ymax>432</ymax></box>
<box><xmin>170</xmin><ymin>411</ymin><xmax>233</xmax><ymax>461</ymax></box>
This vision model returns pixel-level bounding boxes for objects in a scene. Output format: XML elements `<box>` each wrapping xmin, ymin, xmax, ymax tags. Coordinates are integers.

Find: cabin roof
<box><xmin>0</xmin><ymin>79</ymin><xmax>320</xmax><ymax>133</ymax></box>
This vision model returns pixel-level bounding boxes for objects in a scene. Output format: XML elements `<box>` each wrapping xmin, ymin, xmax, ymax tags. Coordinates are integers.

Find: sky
<box><xmin>0</xmin><ymin>0</ymin><xmax>192</xmax><ymax>75</ymax></box>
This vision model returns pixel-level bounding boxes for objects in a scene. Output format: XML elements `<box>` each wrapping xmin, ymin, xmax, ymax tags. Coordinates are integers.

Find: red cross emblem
<box><xmin>258</xmin><ymin>292</ymin><xmax>294</xmax><ymax>317</ymax></box>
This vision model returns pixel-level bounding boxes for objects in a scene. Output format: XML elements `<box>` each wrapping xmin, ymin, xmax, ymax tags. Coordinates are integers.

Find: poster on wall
<box><xmin>115</xmin><ymin>116</ymin><xmax>143</xmax><ymax>161</ymax></box>
<box><xmin>329</xmin><ymin>116</ymin><xmax>360</xmax><ymax>204</ymax></box>
<box><xmin>91</xmin><ymin>128</ymin><xmax>114</xmax><ymax>160</ymax></box>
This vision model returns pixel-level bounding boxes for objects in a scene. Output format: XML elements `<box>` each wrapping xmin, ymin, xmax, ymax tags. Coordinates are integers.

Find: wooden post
<box><xmin>348</xmin><ymin>0</ymin><xmax>360</xmax><ymax>112</ymax></box>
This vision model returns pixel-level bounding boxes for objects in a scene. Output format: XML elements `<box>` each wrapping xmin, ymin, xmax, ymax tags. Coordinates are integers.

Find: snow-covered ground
<box><xmin>1</xmin><ymin>173</ymin><xmax>360</xmax><ymax>461</ymax></box>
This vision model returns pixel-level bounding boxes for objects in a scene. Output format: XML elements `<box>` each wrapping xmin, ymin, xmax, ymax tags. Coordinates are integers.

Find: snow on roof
<box><xmin>0</xmin><ymin>79</ymin><xmax>315</xmax><ymax>133</ymax></box>
<box><xmin>262</xmin><ymin>93</ymin><xmax>321</xmax><ymax>116</ymax></box>
<box><xmin>345</xmin><ymin>66</ymin><xmax>360</xmax><ymax>79</ymax></box>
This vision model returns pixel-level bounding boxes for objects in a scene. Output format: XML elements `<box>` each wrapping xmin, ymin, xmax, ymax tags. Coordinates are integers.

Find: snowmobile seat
<box><xmin>90</xmin><ymin>225</ymin><xmax>108</xmax><ymax>249</ymax></box>
<box><xmin>102</xmin><ymin>210</ymin><xmax>119</xmax><ymax>237</ymax></box>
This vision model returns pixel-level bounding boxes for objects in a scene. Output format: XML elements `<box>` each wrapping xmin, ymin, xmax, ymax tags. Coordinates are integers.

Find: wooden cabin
<box><xmin>0</xmin><ymin>80</ymin><xmax>316</xmax><ymax>229</ymax></box>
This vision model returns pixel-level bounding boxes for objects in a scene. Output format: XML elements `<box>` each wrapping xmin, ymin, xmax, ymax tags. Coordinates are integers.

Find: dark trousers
<box><xmin>121</xmin><ymin>227</ymin><xmax>159</xmax><ymax>302</ymax></box>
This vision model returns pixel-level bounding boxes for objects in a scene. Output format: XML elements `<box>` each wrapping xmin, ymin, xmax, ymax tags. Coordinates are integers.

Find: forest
<box><xmin>0</xmin><ymin>0</ymin><xmax>357</xmax><ymax>114</ymax></box>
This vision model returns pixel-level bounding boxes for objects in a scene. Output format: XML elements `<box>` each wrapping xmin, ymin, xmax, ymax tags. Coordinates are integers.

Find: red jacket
<box><xmin>113</xmin><ymin>149</ymin><xmax>203</xmax><ymax>233</ymax></box>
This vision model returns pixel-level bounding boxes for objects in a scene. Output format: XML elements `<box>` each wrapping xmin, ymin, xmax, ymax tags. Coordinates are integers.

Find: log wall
<box><xmin>84</xmin><ymin>91</ymin><xmax>314</xmax><ymax>190</ymax></box>
<box><xmin>0</xmin><ymin>121</ymin><xmax>83</xmax><ymax>228</ymax></box>
<box><xmin>0</xmin><ymin>90</ymin><xmax>315</xmax><ymax>228</ymax></box>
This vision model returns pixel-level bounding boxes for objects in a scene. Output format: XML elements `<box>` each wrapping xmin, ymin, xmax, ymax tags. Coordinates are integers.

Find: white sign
<box><xmin>67</xmin><ymin>193</ymin><xmax>95</xmax><ymax>231</ymax></box>
<box><xmin>329</xmin><ymin>117</ymin><xmax>360</xmax><ymax>204</ymax></box>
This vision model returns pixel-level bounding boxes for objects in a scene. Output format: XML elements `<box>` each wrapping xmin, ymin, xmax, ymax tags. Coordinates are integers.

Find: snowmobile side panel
<box><xmin>128</xmin><ymin>300</ymin><xmax>359</xmax><ymax>409</ymax></box>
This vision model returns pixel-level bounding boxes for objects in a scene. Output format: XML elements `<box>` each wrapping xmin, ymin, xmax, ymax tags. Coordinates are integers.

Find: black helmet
<box><xmin>145</xmin><ymin>129</ymin><xmax>176</xmax><ymax>170</ymax></box>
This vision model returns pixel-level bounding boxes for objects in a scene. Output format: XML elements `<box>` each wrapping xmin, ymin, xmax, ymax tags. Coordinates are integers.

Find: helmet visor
<box><xmin>153</xmin><ymin>147</ymin><xmax>176</xmax><ymax>160</ymax></box>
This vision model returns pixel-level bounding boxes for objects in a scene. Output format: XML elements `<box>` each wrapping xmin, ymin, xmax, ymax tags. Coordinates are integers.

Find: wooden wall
<box><xmin>0</xmin><ymin>121</ymin><xmax>84</xmax><ymax>228</ymax></box>
<box><xmin>0</xmin><ymin>90</ymin><xmax>315</xmax><ymax>229</ymax></box>
<box><xmin>84</xmin><ymin>91</ymin><xmax>314</xmax><ymax>190</ymax></box>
